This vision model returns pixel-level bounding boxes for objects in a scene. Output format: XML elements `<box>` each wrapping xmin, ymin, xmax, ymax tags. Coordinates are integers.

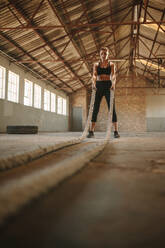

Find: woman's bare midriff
<box><xmin>97</xmin><ymin>74</ymin><xmax>110</xmax><ymax>81</ymax></box>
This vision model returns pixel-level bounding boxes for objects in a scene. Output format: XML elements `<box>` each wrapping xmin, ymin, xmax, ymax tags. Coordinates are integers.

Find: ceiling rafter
<box><xmin>139</xmin><ymin>36</ymin><xmax>156</xmax><ymax>57</ymax></box>
<box><xmin>58</xmin><ymin>0</ymin><xmax>91</xmax><ymax>81</ymax></box>
<box><xmin>0</xmin><ymin>31</ymin><xmax>74</xmax><ymax>92</ymax></box>
<box><xmin>15</xmin><ymin>35</ymin><xmax>132</xmax><ymax>64</ymax></box>
<box><xmin>117</xmin><ymin>38</ymin><xmax>131</xmax><ymax>57</ymax></box>
<box><xmin>8</xmin><ymin>5</ymin><xmax>24</xmax><ymax>26</ymax></box>
<box><xmin>80</xmin><ymin>0</ymin><xmax>100</xmax><ymax>52</ymax></box>
<box><xmin>0</xmin><ymin>1</ymin><xmax>164</xmax><ymax>92</ymax></box>
<box><xmin>101</xmin><ymin>7</ymin><xmax>132</xmax><ymax>49</ymax></box>
<box><xmin>145</xmin><ymin>44</ymin><xmax>163</xmax><ymax>78</ymax></box>
<box><xmin>47</xmin><ymin>0</ymin><xmax>91</xmax><ymax>87</ymax></box>
<box><xmin>137</xmin><ymin>65</ymin><xmax>159</xmax><ymax>84</ymax></box>
<box><xmin>143</xmin><ymin>9</ymin><xmax>165</xmax><ymax>75</ymax></box>
<box><xmin>6</xmin><ymin>3</ymin><xmax>75</xmax><ymax>92</ymax></box>
<box><xmin>134</xmin><ymin>1</ymin><xmax>143</xmax><ymax>59</ymax></box>
<box><xmin>143</xmin><ymin>0</ymin><xmax>149</xmax><ymax>22</ymax></box>
<box><xmin>139</xmin><ymin>33</ymin><xmax>164</xmax><ymax>46</ymax></box>
<box><xmin>147</xmin><ymin>4</ymin><xmax>164</xmax><ymax>13</ymax></box>
<box><xmin>116</xmin><ymin>61</ymin><xmax>128</xmax><ymax>75</ymax></box>
<box><xmin>26</xmin><ymin>0</ymin><xmax>45</xmax><ymax>26</ymax></box>
<box><xmin>16</xmin><ymin>34</ymin><xmax>69</xmax><ymax>60</ymax></box>
<box><xmin>1</xmin><ymin>20</ymin><xmax>165</xmax><ymax>31</ymax></box>
<box><xmin>109</xmin><ymin>0</ymin><xmax>117</xmax><ymax>58</ymax></box>
<box><xmin>144</xmin><ymin>6</ymin><xmax>165</xmax><ymax>33</ymax></box>
<box><xmin>8</xmin><ymin>0</ymin><xmax>88</xmax><ymax>89</ymax></box>
<box><xmin>129</xmin><ymin>4</ymin><xmax>135</xmax><ymax>71</ymax></box>
<box><xmin>70</xmin><ymin>1</ymin><xmax>138</xmax><ymax>26</ymax></box>
<box><xmin>15</xmin><ymin>56</ymin><xmax>165</xmax><ymax>63</ymax></box>
<box><xmin>57</xmin><ymin>0</ymin><xmax>91</xmax><ymax>85</ymax></box>
<box><xmin>75</xmin><ymin>8</ymin><xmax>88</xmax><ymax>24</ymax></box>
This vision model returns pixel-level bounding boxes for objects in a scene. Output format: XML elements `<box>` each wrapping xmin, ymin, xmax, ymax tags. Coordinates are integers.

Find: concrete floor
<box><xmin>0</xmin><ymin>132</ymin><xmax>165</xmax><ymax>247</ymax></box>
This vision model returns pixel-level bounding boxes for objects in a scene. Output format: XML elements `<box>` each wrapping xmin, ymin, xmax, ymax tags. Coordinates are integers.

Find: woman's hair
<box><xmin>100</xmin><ymin>47</ymin><xmax>109</xmax><ymax>54</ymax></box>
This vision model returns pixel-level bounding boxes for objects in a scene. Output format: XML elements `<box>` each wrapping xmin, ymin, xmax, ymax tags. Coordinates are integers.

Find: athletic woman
<box><xmin>87</xmin><ymin>47</ymin><xmax>120</xmax><ymax>138</ymax></box>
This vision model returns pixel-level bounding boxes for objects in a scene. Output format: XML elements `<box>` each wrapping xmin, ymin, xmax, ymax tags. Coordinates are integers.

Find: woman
<box><xmin>87</xmin><ymin>47</ymin><xmax>120</xmax><ymax>138</ymax></box>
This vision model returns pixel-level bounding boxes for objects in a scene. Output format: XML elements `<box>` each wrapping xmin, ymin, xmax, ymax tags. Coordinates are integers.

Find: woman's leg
<box><xmin>87</xmin><ymin>89</ymin><xmax>103</xmax><ymax>137</ymax></box>
<box><xmin>90</xmin><ymin>90</ymin><xmax>103</xmax><ymax>131</ymax></box>
<box><xmin>112</xmin><ymin>101</ymin><xmax>120</xmax><ymax>137</ymax></box>
<box><xmin>105</xmin><ymin>92</ymin><xmax>120</xmax><ymax>138</ymax></box>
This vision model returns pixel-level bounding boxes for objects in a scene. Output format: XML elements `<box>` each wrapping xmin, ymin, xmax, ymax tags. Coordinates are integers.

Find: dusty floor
<box><xmin>0</xmin><ymin>132</ymin><xmax>165</xmax><ymax>247</ymax></box>
<box><xmin>1</xmin><ymin>131</ymin><xmax>163</xmax><ymax>160</ymax></box>
<box><xmin>0</xmin><ymin>132</ymin><xmax>79</xmax><ymax>160</ymax></box>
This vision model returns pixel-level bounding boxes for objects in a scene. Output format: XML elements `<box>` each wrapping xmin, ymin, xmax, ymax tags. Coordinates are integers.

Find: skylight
<box><xmin>138</xmin><ymin>59</ymin><xmax>165</xmax><ymax>72</ymax></box>
<box><xmin>140</xmin><ymin>17</ymin><xmax>165</xmax><ymax>33</ymax></box>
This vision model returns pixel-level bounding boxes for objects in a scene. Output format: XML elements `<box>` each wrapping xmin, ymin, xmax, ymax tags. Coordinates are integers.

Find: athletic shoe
<box><xmin>87</xmin><ymin>131</ymin><xmax>94</xmax><ymax>138</ymax></box>
<box><xmin>114</xmin><ymin>131</ymin><xmax>120</xmax><ymax>138</ymax></box>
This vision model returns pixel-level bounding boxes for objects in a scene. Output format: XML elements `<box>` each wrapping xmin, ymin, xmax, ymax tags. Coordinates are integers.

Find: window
<box><xmin>34</xmin><ymin>83</ymin><xmax>41</xmax><ymax>109</ymax></box>
<box><xmin>0</xmin><ymin>65</ymin><xmax>6</xmax><ymax>99</ymax></box>
<box><xmin>51</xmin><ymin>92</ymin><xmax>56</xmax><ymax>112</ymax></box>
<box><xmin>44</xmin><ymin>89</ymin><xmax>50</xmax><ymax>111</ymax></box>
<box><xmin>24</xmin><ymin>79</ymin><xmax>33</xmax><ymax>106</ymax></box>
<box><xmin>57</xmin><ymin>96</ymin><xmax>63</xmax><ymax>114</ymax></box>
<box><xmin>8</xmin><ymin>71</ymin><xmax>19</xmax><ymax>103</ymax></box>
<box><xmin>63</xmin><ymin>98</ymin><xmax>67</xmax><ymax>115</ymax></box>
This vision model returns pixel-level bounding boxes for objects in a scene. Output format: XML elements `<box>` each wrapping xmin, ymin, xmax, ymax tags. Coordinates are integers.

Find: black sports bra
<box><xmin>97</xmin><ymin>61</ymin><xmax>111</xmax><ymax>75</ymax></box>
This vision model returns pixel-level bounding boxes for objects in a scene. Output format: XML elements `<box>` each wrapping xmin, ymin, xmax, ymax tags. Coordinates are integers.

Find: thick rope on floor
<box><xmin>0</xmin><ymin>85</ymin><xmax>96</xmax><ymax>171</ymax></box>
<box><xmin>0</xmin><ymin>83</ymin><xmax>114</xmax><ymax>171</ymax></box>
<box><xmin>0</xmin><ymin>87</ymin><xmax>114</xmax><ymax>225</ymax></box>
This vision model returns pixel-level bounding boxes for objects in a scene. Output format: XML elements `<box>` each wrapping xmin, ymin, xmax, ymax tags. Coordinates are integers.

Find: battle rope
<box><xmin>80</xmin><ymin>85</ymin><xmax>114</xmax><ymax>143</ymax></box>
<box><xmin>0</xmin><ymin>84</ymin><xmax>114</xmax><ymax>171</ymax></box>
<box><xmin>0</xmin><ymin>87</ymin><xmax>115</xmax><ymax>225</ymax></box>
<box><xmin>80</xmin><ymin>86</ymin><xmax>96</xmax><ymax>140</ymax></box>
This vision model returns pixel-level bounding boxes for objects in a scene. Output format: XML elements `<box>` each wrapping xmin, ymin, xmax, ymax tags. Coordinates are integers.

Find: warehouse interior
<box><xmin>0</xmin><ymin>0</ymin><xmax>165</xmax><ymax>247</ymax></box>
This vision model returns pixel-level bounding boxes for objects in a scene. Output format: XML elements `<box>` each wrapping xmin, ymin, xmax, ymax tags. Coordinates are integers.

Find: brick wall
<box><xmin>96</xmin><ymin>75</ymin><xmax>147</xmax><ymax>131</ymax></box>
<box><xmin>70</xmin><ymin>75</ymin><xmax>156</xmax><ymax>132</ymax></box>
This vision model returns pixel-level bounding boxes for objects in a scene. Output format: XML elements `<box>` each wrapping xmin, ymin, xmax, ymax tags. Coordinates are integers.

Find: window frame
<box><xmin>44</xmin><ymin>89</ymin><xmax>50</xmax><ymax>111</ymax></box>
<box><xmin>7</xmin><ymin>70</ymin><xmax>19</xmax><ymax>103</ymax></box>
<box><xmin>34</xmin><ymin>83</ymin><xmax>41</xmax><ymax>109</ymax></box>
<box><xmin>24</xmin><ymin>79</ymin><xmax>33</xmax><ymax>107</ymax></box>
<box><xmin>57</xmin><ymin>96</ymin><xmax>63</xmax><ymax>115</ymax></box>
<box><xmin>51</xmin><ymin>92</ymin><xmax>56</xmax><ymax>113</ymax></box>
<box><xmin>0</xmin><ymin>65</ymin><xmax>6</xmax><ymax>99</ymax></box>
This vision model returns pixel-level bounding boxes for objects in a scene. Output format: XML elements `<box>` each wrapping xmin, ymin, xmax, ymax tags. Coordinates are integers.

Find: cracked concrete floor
<box><xmin>0</xmin><ymin>133</ymin><xmax>165</xmax><ymax>248</ymax></box>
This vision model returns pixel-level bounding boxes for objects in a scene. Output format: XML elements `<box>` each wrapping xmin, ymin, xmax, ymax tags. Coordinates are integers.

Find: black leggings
<box><xmin>91</xmin><ymin>81</ymin><xmax>117</xmax><ymax>123</ymax></box>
